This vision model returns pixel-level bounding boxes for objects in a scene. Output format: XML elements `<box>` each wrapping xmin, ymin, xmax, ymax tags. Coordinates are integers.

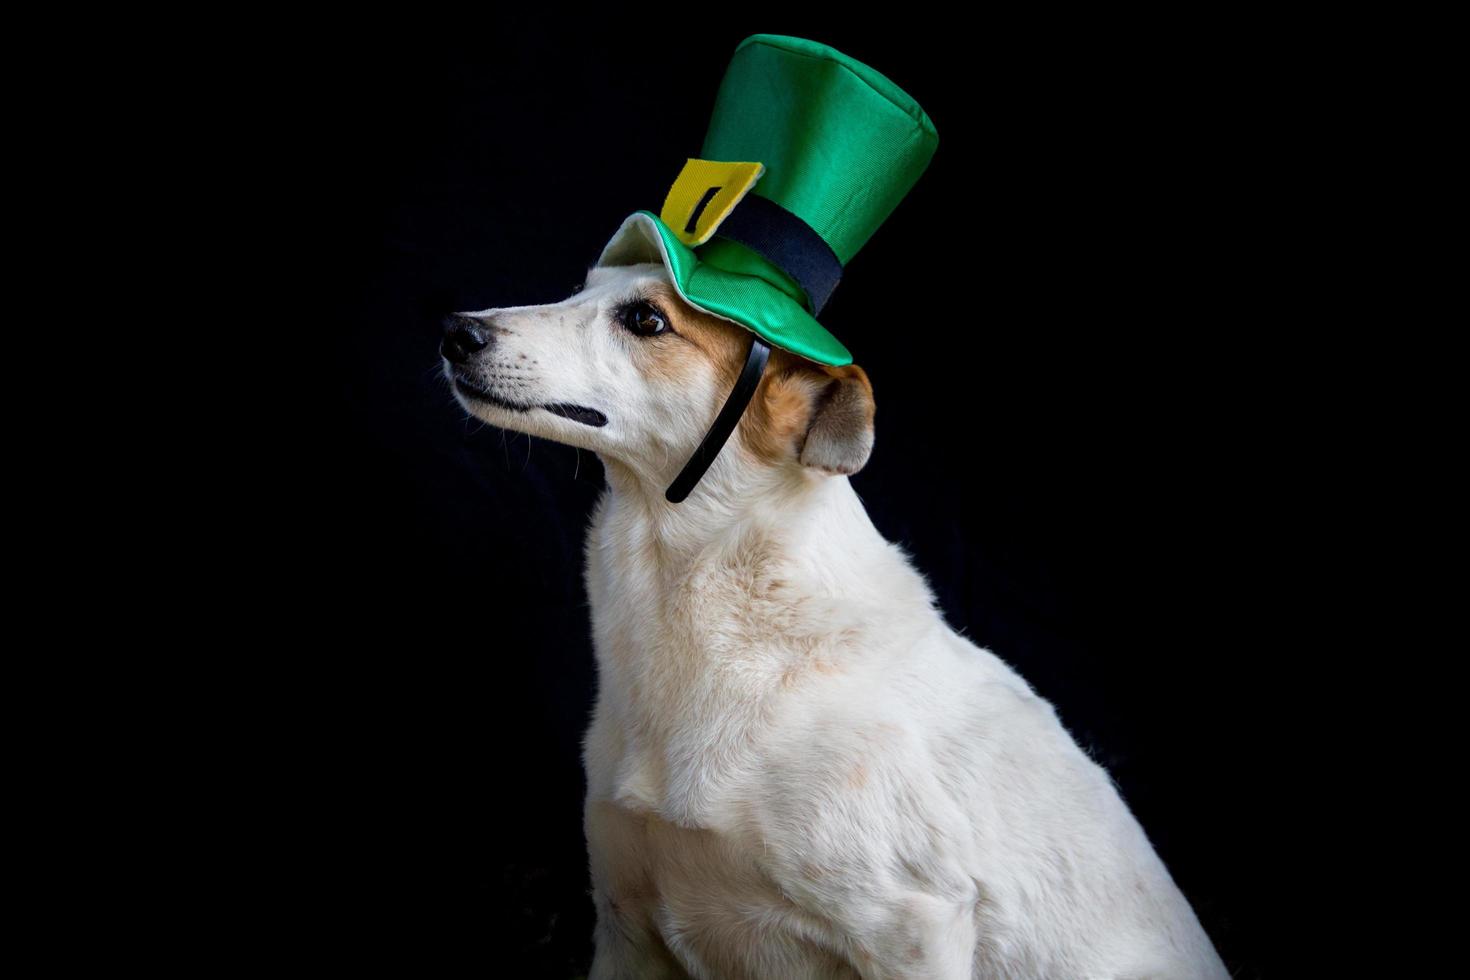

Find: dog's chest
<box><xmin>583</xmin><ymin>576</ymin><xmax>786</xmax><ymax>823</ymax></box>
<box><xmin>581</xmin><ymin>511</ymin><xmax>836</xmax><ymax>825</ymax></box>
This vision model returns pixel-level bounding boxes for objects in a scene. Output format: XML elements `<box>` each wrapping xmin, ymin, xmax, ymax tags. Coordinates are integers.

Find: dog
<box><xmin>441</xmin><ymin>260</ymin><xmax>1230</xmax><ymax>979</ymax></box>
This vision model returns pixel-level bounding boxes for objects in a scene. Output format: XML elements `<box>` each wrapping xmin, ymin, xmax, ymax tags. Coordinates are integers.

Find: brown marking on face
<box><xmin>622</xmin><ymin>276</ymin><xmax>876</xmax><ymax>472</ymax></box>
<box><xmin>633</xmin><ymin>281</ymin><xmax>749</xmax><ymax>394</ymax></box>
<box><xmin>846</xmin><ymin>763</ymin><xmax>869</xmax><ymax>789</ymax></box>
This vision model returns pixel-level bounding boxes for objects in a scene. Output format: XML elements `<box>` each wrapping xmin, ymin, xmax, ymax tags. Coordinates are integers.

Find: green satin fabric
<box><xmin>700</xmin><ymin>34</ymin><xmax>938</xmax><ymax>267</ymax></box>
<box><xmin>641</xmin><ymin>210</ymin><xmax>854</xmax><ymax>367</ymax></box>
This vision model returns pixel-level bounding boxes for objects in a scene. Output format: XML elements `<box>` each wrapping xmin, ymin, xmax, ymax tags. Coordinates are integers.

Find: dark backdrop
<box><xmin>284</xmin><ymin>15</ymin><xmax>1311</xmax><ymax>977</ymax></box>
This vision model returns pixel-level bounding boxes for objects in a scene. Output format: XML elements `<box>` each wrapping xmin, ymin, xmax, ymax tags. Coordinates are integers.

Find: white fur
<box><xmin>445</xmin><ymin>263</ymin><xmax>1230</xmax><ymax>979</ymax></box>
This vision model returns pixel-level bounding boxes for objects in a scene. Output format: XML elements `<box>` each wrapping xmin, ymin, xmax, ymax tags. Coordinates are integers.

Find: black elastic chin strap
<box><xmin>665</xmin><ymin>334</ymin><xmax>771</xmax><ymax>504</ymax></box>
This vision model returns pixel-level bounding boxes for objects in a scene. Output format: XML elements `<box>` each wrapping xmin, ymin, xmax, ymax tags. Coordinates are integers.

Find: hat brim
<box><xmin>594</xmin><ymin>210</ymin><xmax>853</xmax><ymax>367</ymax></box>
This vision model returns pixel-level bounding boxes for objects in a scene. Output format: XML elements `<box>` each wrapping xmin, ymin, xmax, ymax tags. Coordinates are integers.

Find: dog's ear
<box><xmin>797</xmin><ymin>363</ymin><xmax>875</xmax><ymax>475</ymax></box>
<box><xmin>743</xmin><ymin>358</ymin><xmax>876</xmax><ymax>475</ymax></box>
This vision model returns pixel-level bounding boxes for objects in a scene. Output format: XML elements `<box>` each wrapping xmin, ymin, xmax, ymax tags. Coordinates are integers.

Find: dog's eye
<box><xmin>618</xmin><ymin>300</ymin><xmax>670</xmax><ymax>337</ymax></box>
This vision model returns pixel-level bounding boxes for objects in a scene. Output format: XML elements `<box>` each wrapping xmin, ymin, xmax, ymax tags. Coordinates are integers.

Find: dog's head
<box><xmin>441</xmin><ymin>262</ymin><xmax>874</xmax><ymax>499</ymax></box>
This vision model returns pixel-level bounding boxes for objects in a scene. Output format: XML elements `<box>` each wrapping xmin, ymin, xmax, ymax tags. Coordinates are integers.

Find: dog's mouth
<box><xmin>453</xmin><ymin>377</ymin><xmax>608</xmax><ymax>428</ymax></box>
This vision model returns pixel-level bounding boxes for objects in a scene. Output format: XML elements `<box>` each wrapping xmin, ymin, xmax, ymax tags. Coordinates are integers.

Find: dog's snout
<box><xmin>440</xmin><ymin>314</ymin><xmax>491</xmax><ymax>365</ymax></box>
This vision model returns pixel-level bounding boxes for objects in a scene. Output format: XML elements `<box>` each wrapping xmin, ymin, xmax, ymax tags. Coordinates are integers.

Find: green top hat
<box><xmin>595</xmin><ymin>33</ymin><xmax>939</xmax><ymax>367</ymax></box>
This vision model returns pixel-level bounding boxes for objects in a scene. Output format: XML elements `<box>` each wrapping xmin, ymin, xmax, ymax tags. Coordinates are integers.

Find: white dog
<box><xmin>442</xmin><ymin>259</ymin><xmax>1230</xmax><ymax>979</ymax></box>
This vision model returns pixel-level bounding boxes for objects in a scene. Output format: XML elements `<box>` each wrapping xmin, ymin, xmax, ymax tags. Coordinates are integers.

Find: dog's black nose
<box><xmin>440</xmin><ymin>314</ymin><xmax>491</xmax><ymax>364</ymax></box>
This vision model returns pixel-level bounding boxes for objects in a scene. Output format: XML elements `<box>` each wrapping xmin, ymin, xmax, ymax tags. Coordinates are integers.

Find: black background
<box><xmin>272</xmin><ymin>14</ymin><xmax>1324</xmax><ymax>977</ymax></box>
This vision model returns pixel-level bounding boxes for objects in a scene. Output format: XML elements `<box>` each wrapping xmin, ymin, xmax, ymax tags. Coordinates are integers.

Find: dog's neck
<box><xmin>595</xmin><ymin>455</ymin><xmax>880</xmax><ymax>587</ymax></box>
<box><xmin>585</xmin><ymin>455</ymin><xmax>943</xmax><ymax>827</ymax></box>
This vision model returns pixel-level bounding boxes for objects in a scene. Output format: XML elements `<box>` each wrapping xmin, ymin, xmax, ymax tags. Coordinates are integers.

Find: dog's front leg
<box><xmin>588</xmin><ymin>892</ymin><xmax>692</xmax><ymax>980</ymax></box>
<box><xmin>585</xmin><ymin>798</ymin><xmax>693</xmax><ymax>979</ymax></box>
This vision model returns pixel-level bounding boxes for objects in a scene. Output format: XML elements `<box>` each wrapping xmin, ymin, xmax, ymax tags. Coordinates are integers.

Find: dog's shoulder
<box><xmin>748</xmin><ymin>624</ymin><xmax>1149</xmax><ymax>877</ymax></box>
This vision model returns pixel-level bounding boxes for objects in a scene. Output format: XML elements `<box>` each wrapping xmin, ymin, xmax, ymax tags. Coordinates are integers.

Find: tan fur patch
<box><xmin>636</xmin><ymin>281</ymin><xmax>748</xmax><ymax>394</ymax></box>
<box><xmin>743</xmin><ymin>354</ymin><xmax>876</xmax><ymax>470</ymax></box>
<box><xmin>740</xmin><ymin>348</ymin><xmax>828</xmax><ymax>466</ymax></box>
<box><xmin>779</xmin><ymin>649</ymin><xmax>845</xmax><ymax>690</ymax></box>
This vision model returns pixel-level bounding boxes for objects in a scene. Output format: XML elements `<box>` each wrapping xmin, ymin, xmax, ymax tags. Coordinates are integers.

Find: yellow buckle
<box><xmin>659</xmin><ymin>158</ymin><xmax>765</xmax><ymax>247</ymax></box>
